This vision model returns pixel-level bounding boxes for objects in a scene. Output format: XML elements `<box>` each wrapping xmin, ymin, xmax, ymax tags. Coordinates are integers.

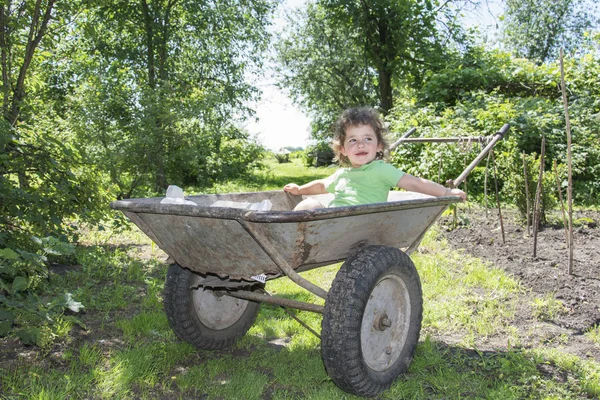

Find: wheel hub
<box><xmin>375</xmin><ymin>313</ymin><xmax>392</xmax><ymax>331</ymax></box>
<box><xmin>361</xmin><ymin>273</ymin><xmax>411</xmax><ymax>372</ymax></box>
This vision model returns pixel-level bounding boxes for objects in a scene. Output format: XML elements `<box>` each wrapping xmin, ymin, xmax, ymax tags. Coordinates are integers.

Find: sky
<box><xmin>244</xmin><ymin>0</ymin><xmax>311</xmax><ymax>151</ymax></box>
<box><xmin>247</xmin><ymin>0</ymin><xmax>504</xmax><ymax>151</ymax></box>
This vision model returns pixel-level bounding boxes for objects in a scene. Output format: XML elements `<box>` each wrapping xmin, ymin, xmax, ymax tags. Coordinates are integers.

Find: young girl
<box><xmin>284</xmin><ymin>107</ymin><xmax>466</xmax><ymax>210</ymax></box>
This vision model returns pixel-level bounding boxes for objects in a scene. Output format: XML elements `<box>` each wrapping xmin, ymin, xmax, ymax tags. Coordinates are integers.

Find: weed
<box><xmin>532</xmin><ymin>293</ymin><xmax>567</xmax><ymax>321</ymax></box>
<box><xmin>585</xmin><ymin>324</ymin><xmax>600</xmax><ymax>346</ymax></box>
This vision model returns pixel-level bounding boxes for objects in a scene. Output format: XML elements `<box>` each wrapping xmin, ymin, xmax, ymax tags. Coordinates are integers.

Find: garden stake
<box><xmin>484</xmin><ymin>151</ymin><xmax>491</xmax><ymax>218</ymax></box>
<box><xmin>554</xmin><ymin>159</ymin><xmax>569</xmax><ymax>245</ymax></box>
<box><xmin>491</xmin><ymin>150</ymin><xmax>505</xmax><ymax>244</ymax></box>
<box><xmin>560</xmin><ymin>48</ymin><xmax>574</xmax><ymax>275</ymax></box>
<box><xmin>522</xmin><ymin>152</ymin><xmax>531</xmax><ymax>236</ymax></box>
<box><xmin>533</xmin><ymin>136</ymin><xmax>545</xmax><ymax>258</ymax></box>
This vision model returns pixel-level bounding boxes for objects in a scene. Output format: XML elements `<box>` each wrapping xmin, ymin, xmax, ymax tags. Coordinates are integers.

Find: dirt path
<box><xmin>439</xmin><ymin>207</ymin><xmax>600</xmax><ymax>361</ymax></box>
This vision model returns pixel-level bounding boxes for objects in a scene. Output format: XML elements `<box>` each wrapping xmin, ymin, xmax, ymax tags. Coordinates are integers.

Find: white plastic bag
<box><xmin>160</xmin><ymin>185</ymin><xmax>197</xmax><ymax>205</ymax></box>
<box><xmin>210</xmin><ymin>198</ymin><xmax>272</xmax><ymax>211</ymax></box>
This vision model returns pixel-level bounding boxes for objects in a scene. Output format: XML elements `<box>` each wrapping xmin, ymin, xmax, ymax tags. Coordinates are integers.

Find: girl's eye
<box><xmin>348</xmin><ymin>138</ymin><xmax>356</xmax><ymax>143</ymax></box>
<box><xmin>365</xmin><ymin>137</ymin><xmax>373</xmax><ymax>142</ymax></box>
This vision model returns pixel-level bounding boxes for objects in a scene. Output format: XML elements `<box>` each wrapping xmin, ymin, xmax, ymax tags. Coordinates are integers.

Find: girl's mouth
<box><xmin>356</xmin><ymin>151</ymin><xmax>368</xmax><ymax>156</ymax></box>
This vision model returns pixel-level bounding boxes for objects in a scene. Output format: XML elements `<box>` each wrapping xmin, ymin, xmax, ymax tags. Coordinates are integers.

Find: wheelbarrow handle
<box><xmin>450</xmin><ymin>123</ymin><xmax>510</xmax><ymax>188</ymax></box>
<box><xmin>389</xmin><ymin>127</ymin><xmax>417</xmax><ymax>152</ymax></box>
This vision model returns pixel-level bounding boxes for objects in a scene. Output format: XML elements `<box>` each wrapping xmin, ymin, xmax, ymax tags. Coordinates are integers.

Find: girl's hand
<box><xmin>283</xmin><ymin>183</ymin><xmax>301</xmax><ymax>195</ymax></box>
<box><xmin>447</xmin><ymin>188</ymin><xmax>467</xmax><ymax>201</ymax></box>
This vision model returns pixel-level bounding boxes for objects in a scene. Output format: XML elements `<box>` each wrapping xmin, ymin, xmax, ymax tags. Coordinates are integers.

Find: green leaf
<box><xmin>0</xmin><ymin>320</ymin><xmax>11</xmax><ymax>336</ymax></box>
<box><xmin>0</xmin><ymin>248</ymin><xmax>19</xmax><ymax>260</ymax></box>
<box><xmin>11</xmin><ymin>276</ymin><xmax>29</xmax><ymax>293</ymax></box>
<box><xmin>16</xmin><ymin>328</ymin><xmax>40</xmax><ymax>345</ymax></box>
<box><xmin>0</xmin><ymin>310</ymin><xmax>14</xmax><ymax>323</ymax></box>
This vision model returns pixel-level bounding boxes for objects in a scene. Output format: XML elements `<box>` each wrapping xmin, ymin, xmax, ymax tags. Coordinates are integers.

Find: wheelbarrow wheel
<box><xmin>164</xmin><ymin>264</ymin><xmax>261</xmax><ymax>350</ymax></box>
<box><xmin>321</xmin><ymin>245</ymin><xmax>422</xmax><ymax>397</ymax></box>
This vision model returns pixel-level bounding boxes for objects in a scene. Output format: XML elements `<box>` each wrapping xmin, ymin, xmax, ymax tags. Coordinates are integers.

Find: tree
<box><xmin>1</xmin><ymin>0</ymin><xmax>111</xmax><ymax>246</ymax></box>
<box><xmin>65</xmin><ymin>0</ymin><xmax>276</xmax><ymax>196</ymax></box>
<box><xmin>501</xmin><ymin>0</ymin><xmax>599</xmax><ymax>63</ymax></box>
<box><xmin>276</xmin><ymin>3</ymin><xmax>378</xmax><ymax>140</ymax></box>
<box><xmin>320</xmin><ymin>0</ymin><xmax>445</xmax><ymax>114</ymax></box>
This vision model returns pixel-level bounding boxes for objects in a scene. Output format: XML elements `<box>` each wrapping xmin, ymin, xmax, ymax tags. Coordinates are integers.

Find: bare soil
<box><xmin>438</xmin><ymin>206</ymin><xmax>600</xmax><ymax>361</ymax></box>
<box><xmin>1</xmin><ymin>207</ymin><xmax>599</xmax><ymax>395</ymax></box>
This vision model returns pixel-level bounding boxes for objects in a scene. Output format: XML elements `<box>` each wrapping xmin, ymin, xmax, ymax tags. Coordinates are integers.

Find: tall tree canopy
<box><xmin>276</xmin><ymin>0</ymin><xmax>472</xmax><ymax>141</ymax></box>
<box><xmin>501</xmin><ymin>0</ymin><xmax>599</xmax><ymax>63</ymax></box>
<box><xmin>276</xmin><ymin>3</ymin><xmax>379</xmax><ymax>141</ymax></box>
<box><xmin>1</xmin><ymin>0</ymin><xmax>276</xmax><ymax>246</ymax></box>
<box><xmin>67</xmin><ymin>0</ymin><xmax>276</xmax><ymax>196</ymax></box>
<box><xmin>319</xmin><ymin>0</ymin><xmax>444</xmax><ymax>114</ymax></box>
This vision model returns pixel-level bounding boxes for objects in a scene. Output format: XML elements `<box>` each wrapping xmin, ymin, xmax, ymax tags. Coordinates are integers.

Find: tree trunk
<box><xmin>5</xmin><ymin>0</ymin><xmax>55</xmax><ymax>126</ymax></box>
<box><xmin>141</xmin><ymin>0</ymin><xmax>156</xmax><ymax>89</ymax></box>
<box><xmin>377</xmin><ymin>67</ymin><xmax>393</xmax><ymax>114</ymax></box>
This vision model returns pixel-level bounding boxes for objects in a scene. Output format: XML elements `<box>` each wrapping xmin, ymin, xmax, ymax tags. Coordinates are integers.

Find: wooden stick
<box><xmin>484</xmin><ymin>151</ymin><xmax>491</xmax><ymax>218</ymax></box>
<box><xmin>522</xmin><ymin>152</ymin><xmax>531</xmax><ymax>236</ymax></box>
<box><xmin>463</xmin><ymin>156</ymin><xmax>470</xmax><ymax>212</ymax></box>
<box><xmin>560</xmin><ymin>48</ymin><xmax>574</xmax><ymax>275</ymax></box>
<box><xmin>451</xmin><ymin>124</ymin><xmax>510</xmax><ymax>188</ymax></box>
<box><xmin>554</xmin><ymin>159</ymin><xmax>569</xmax><ymax>245</ymax></box>
<box><xmin>396</xmin><ymin>136</ymin><xmax>490</xmax><ymax>144</ymax></box>
<box><xmin>533</xmin><ymin>136</ymin><xmax>546</xmax><ymax>258</ymax></box>
<box><xmin>491</xmin><ymin>150</ymin><xmax>505</xmax><ymax>244</ymax></box>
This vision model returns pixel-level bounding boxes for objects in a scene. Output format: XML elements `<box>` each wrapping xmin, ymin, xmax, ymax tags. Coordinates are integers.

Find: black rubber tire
<box><xmin>321</xmin><ymin>246</ymin><xmax>423</xmax><ymax>397</ymax></box>
<box><xmin>163</xmin><ymin>264</ymin><xmax>261</xmax><ymax>350</ymax></box>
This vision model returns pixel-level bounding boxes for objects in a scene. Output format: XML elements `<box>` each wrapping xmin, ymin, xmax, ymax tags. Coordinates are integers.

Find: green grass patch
<box><xmin>2</xmin><ymin>164</ymin><xmax>599</xmax><ymax>399</ymax></box>
<box><xmin>207</xmin><ymin>157</ymin><xmax>333</xmax><ymax>194</ymax></box>
<box><xmin>415</xmin><ymin>226</ymin><xmax>521</xmax><ymax>343</ymax></box>
<box><xmin>531</xmin><ymin>292</ymin><xmax>568</xmax><ymax>321</ymax></box>
<box><xmin>586</xmin><ymin>324</ymin><xmax>600</xmax><ymax>346</ymax></box>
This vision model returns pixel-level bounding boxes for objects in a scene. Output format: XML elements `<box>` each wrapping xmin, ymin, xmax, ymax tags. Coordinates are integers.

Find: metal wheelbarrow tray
<box><xmin>110</xmin><ymin>124</ymin><xmax>509</xmax><ymax>398</ymax></box>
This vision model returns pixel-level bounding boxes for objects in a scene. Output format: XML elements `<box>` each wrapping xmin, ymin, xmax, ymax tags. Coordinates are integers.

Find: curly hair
<box><xmin>330</xmin><ymin>107</ymin><xmax>390</xmax><ymax>167</ymax></box>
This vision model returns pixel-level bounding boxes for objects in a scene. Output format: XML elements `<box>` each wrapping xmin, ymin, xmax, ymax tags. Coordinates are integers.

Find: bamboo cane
<box><xmin>491</xmin><ymin>150</ymin><xmax>505</xmax><ymax>244</ymax></box>
<box><xmin>560</xmin><ymin>49</ymin><xmax>574</xmax><ymax>275</ymax></box>
<box><xmin>533</xmin><ymin>136</ymin><xmax>546</xmax><ymax>258</ymax></box>
<box><xmin>523</xmin><ymin>152</ymin><xmax>531</xmax><ymax>236</ymax></box>
<box><xmin>484</xmin><ymin>152</ymin><xmax>491</xmax><ymax>218</ymax></box>
<box><xmin>554</xmin><ymin>159</ymin><xmax>569</xmax><ymax>245</ymax></box>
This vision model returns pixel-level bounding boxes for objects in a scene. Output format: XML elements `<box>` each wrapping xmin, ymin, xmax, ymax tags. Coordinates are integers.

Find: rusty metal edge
<box><xmin>110</xmin><ymin>193</ymin><xmax>461</xmax><ymax>223</ymax></box>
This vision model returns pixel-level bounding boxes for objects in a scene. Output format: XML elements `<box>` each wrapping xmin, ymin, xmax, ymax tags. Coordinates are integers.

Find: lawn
<box><xmin>0</xmin><ymin>155</ymin><xmax>599</xmax><ymax>399</ymax></box>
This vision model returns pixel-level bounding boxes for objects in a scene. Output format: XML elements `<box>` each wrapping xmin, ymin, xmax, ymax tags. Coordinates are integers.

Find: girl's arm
<box><xmin>283</xmin><ymin>179</ymin><xmax>328</xmax><ymax>196</ymax></box>
<box><xmin>396</xmin><ymin>174</ymin><xmax>467</xmax><ymax>200</ymax></box>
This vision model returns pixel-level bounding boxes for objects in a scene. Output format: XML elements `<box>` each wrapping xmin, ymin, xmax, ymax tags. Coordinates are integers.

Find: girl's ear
<box><xmin>340</xmin><ymin>145</ymin><xmax>348</xmax><ymax>156</ymax></box>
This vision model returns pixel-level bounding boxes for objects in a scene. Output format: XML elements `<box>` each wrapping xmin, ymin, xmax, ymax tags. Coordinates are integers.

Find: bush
<box><xmin>274</xmin><ymin>152</ymin><xmax>290</xmax><ymax>163</ymax></box>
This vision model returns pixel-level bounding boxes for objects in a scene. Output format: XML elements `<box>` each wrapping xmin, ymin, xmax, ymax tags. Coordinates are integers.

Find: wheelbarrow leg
<box><xmin>240</xmin><ymin>221</ymin><xmax>329</xmax><ymax>300</ymax></box>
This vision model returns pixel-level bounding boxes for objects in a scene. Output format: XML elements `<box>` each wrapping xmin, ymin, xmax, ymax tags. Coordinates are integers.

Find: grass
<box><xmin>1</xmin><ymin>157</ymin><xmax>599</xmax><ymax>399</ymax></box>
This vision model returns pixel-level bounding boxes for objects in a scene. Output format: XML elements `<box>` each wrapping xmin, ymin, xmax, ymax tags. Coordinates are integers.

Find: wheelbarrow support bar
<box><xmin>239</xmin><ymin>220</ymin><xmax>329</xmax><ymax>300</ymax></box>
<box><xmin>220</xmin><ymin>289</ymin><xmax>324</xmax><ymax>313</ymax></box>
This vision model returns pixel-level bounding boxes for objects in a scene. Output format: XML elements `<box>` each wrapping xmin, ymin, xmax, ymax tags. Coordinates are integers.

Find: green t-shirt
<box><xmin>324</xmin><ymin>160</ymin><xmax>405</xmax><ymax>207</ymax></box>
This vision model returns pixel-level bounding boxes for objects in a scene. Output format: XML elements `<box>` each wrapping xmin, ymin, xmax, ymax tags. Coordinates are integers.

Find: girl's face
<box><xmin>340</xmin><ymin>124</ymin><xmax>382</xmax><ymax>168</ymax></box>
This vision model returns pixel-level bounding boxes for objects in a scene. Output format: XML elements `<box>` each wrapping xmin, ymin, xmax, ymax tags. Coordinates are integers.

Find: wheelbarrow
<box><xmin>110</xmin><ymin>124</ymin><xmax>509</xmax><ymax>397</ymax></box>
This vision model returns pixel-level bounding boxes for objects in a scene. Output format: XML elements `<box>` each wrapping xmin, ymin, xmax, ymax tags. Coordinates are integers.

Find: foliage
<box><xmin>0</xmin><ymin>237</ymin><xmax>85</xmax><ymax>347</ymax></box>
<box><xmin>275</xmin><ymin>3</ymin><xmax>379</xmax><ymax>140</ymax></box>
<box><xmin>500</xmin><ymin>149</ymin><xmax>558</xmax><ymax>225</ymax></box>
<box><xmin>302</xmin><ymin>141</ymin><xmax>335</xmax><ymax>168</ymax></box>
<box><xmin>389</xmin><ymin>45</ymin><xmax>600</xmax><ymax>214</ymax></box>
<box><xmin>501</xmin><ymin>0</ymin><xmax>599</xmax><ymax>63</ymax></box>
<box><xmin>319</xmin><ymin>0</ymin><xmax>445</xmax><ymax>113</ymax></box>
<box><xmin>0</xmin><ymin>0</ymin><xmax>113</xmax><ymax>248</ymax></box>
<box><xmin>273</xmin><ymin>152</ymin><xmax>290</xmax><ymax>164</ymax></box>
<box><xmin>63</xmin><ymin>0</ymin><xmax>276</xmax><ymax>196</ymax></box>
